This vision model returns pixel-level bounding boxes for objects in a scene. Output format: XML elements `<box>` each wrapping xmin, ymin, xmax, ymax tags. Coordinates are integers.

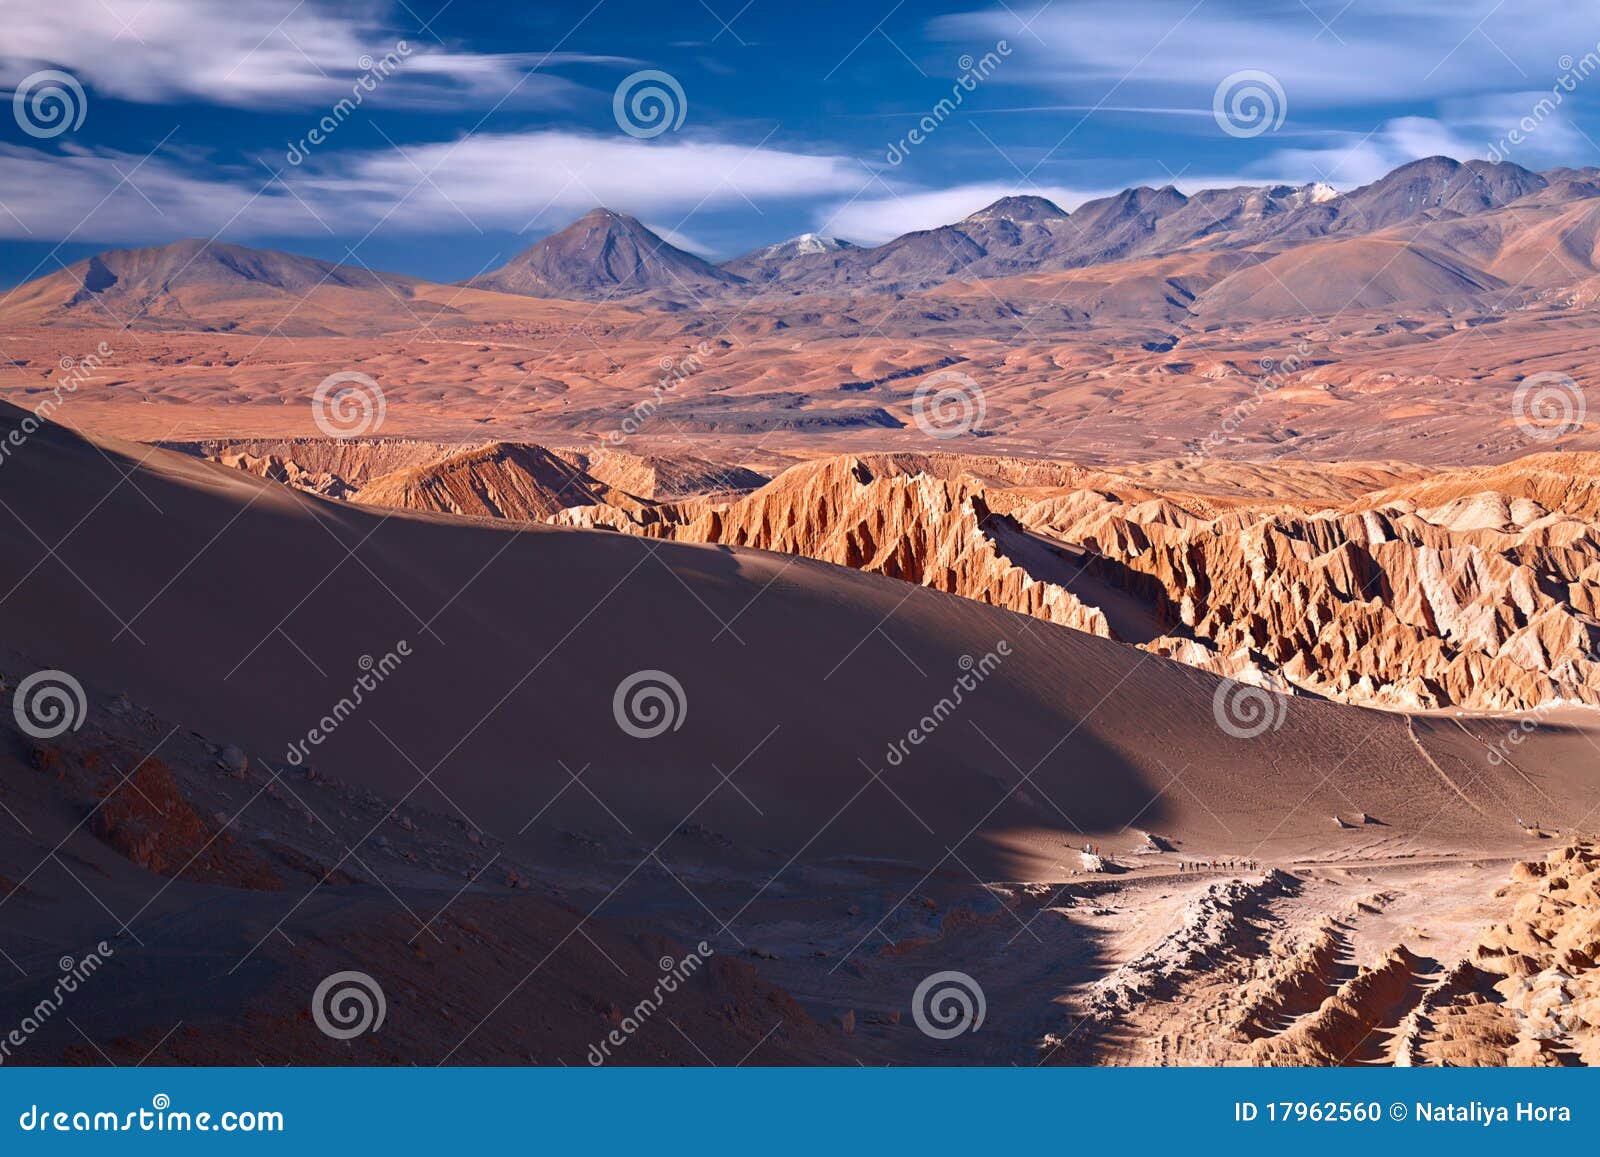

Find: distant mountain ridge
<box><xmin>0</xmin><ymin>240</ymin><xmax>435</xmax><ymax>334</ymax></box>
<box><xmin>3</xmin><ymin>156</ymin><xmax>1593</xmax><ymax>328</ymax></box>
<box><xmin>734</xmin><ymin>158</ymin><xmax>1553</xmax><ymax>294</ymax></box>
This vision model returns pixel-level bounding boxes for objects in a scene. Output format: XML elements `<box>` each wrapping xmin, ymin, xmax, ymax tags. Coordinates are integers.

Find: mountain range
<box><xmin>7</xmin><ymin>155</ymin><xmax>1600</xmax><ymax>334</ymax></box>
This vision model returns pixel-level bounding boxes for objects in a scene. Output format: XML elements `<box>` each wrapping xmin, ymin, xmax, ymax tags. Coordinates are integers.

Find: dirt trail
<box><xmin>1033</xmin><ymin>845</ymin><xmax>1599</xmax><ymax>1066</ymax></box>
<box><xmin>1406</xmin><ymin>717</ymin><xmax>1497</xmax><ymax>821</ymax></box>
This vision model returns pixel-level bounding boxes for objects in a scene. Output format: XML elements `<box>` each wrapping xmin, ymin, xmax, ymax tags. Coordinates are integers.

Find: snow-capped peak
<box><xmin>1295</xmin><ymin>181</ymin><xmax>1339</xmax><ymax>206</ymax></box>
<box><xmin>758</xmin><ymin>233</ymin><xmax>854</xmax><ymax>259</ymax></box>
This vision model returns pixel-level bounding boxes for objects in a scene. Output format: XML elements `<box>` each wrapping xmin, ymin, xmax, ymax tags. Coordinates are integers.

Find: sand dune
<box><xmin>8</xmin><ymin>400</ymin><xmax>1546</xmax><ymax>874</ymax></box>
<box><xmin>2</xmin><ymin>396</ymin><xmax>1595</xmax><ymax>1066</ymax></box>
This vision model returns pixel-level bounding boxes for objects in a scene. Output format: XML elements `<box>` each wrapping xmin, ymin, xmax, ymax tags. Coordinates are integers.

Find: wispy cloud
<box><xmin>818</xmin><ymin>182</ymin><xmax>1113</xmax><ymax>244</ymax></box>
<box><xmin>1240</xmin><ymin>116</ymin><xmax>1483</xmax><ymax>187</ymax></box>
<box><xmin>0</xmin><ymin>132</ymin><xmax>862</xmax><ymax>243</ymax></box>
<box><xmin>933</xmin><ymin>1</ymin><xmax>1582</xmax><ymax>109</ymax></box>
<box><xmin>0</xmin><ymin>0</ymin><xmax>619</xmax><ymax>109</ymax></box>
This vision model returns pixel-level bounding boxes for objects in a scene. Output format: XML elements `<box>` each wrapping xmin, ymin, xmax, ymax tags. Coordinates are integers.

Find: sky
<box><xmin>0</xmin><ymin>0</ymin><xmax>1597</xmax><ymax>286</ymax></box>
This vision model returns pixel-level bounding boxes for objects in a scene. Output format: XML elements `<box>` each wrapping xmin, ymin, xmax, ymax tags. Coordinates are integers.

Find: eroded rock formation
<box><xmin>556</xmin><ymin>452</ymin><xmax>1600</xmax><ymax>711</ymax></box>
<box><xmin>204</xmin><ymin>438</ymin><xmax>1600</xmax><ymax>712</ymax></box>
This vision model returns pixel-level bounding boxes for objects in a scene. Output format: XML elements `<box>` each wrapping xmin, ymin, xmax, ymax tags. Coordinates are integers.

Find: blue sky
<box><xmin>1</xmin><ymin>0</ymin><xmax>1597</xmax><ymax>286</ymax></box>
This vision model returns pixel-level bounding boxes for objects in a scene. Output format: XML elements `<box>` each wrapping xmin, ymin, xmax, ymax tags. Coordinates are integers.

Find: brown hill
<box><xmin>558</xmin><ymin>455</ymin><xmax>1119</xmax><ymax>636</ymax></box>
<box><xmin>1359</xmin><ymin>453</ymin><xmax>1600</xmax><ymax>520</ymax></box>
<box><xmin>173</xmin><ymin>436</ymin><xmax>767</xmax><ymax>509</ymax></box>
<box><xmin>0</xmin><ymin>239</ymin><xmax>624</xmax><ymax>335</ymax></box>
<box><xmin>468</xmin><ymin>208</ymin><xmax>744</xmax><ymax>301</ymax></box>
<box><xmin>3</xmin><ymin>159</ymin><xmax>1591</xmax><ymax>337</ymax></box>
<box><xmin>351</xmin><ymin>441</ymin><xmax>637</xmax><ymax>520</ymax></box>
<box><xmin>553</xmin><ymin>447</ymin><xmax>768</xmax><ymax>500</ymax></box>
<box><xmin>1194</xmin><ymin>237</ymin><xmax>1505</xmax><ymax>319</ymax></box>
<box><xmin>720</xmin><ymin>233</ymin><xmax>859</xmax><ymax>283</ymax></box>
<box><xmin>193</xmin><ymin>436</ymin><xmax>1600</xmax><ymax>713</ymax></box>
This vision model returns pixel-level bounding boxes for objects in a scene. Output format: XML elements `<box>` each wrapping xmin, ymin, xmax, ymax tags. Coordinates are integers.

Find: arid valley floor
<box><xmin>4</xmin><ymin>157</ymin><xmax>1600</xmax><ymax>1066</ymax></box>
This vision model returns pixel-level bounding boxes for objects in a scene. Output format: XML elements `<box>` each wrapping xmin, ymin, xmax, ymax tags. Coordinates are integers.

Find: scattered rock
<box><xmin>94</xmin><ymin>757</ymin><xmax>280</xmax><ymax>890</ymax></box>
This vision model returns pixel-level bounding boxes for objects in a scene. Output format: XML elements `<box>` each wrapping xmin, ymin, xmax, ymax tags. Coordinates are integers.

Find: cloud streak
<box><xmin>0</xmin><ymin>132</ymin><xmax>863</xmax><ymax>244</ymax></box>
<box><xmin>818</xmin><ymin>182</ymin><xmax>1116</xmax><ymax>244</ymax></box>
<box><xmin>934</xmin><ymin>1</ymin><xmax>1584</xmax><ymax>110</ymax></box>
<box><xmin>0</xmin><ymin>0</ymin><xmax>618</xmax><ymax>109</ymax></box>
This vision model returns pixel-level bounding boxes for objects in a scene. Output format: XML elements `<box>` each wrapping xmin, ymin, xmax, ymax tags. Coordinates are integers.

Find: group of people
<box><xmin>1177</xmin><ymin>858</ymin><xmax>1257</xmax><ymax>872</ymax></box>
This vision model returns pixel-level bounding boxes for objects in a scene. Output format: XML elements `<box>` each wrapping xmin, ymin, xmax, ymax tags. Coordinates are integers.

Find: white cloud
<box><xmin>1212</xmin><ymin>113</ymin><xmax>1578</xmax><ymax>190</ymax></box>
<box><xmin>818</xmin><ymin>182</ymin><xmax>1114</xmax><ymax>244</ymax></box>
<box><xmin>1442</xmin><ymin>92</ymin><xmax>1591</xmax><ymax>165</ymax></box>
<box><xmin>0</xmin><ymin>132</ymin><xmax>862</xmax><ymax>243</ymax></box>
<box><xmin>313</xmin><ymin>132</ymin><xmax>862</xmax><ymax>234</ymax></box>
<box><xmin>0</xmin><ymin>0</ymin><xmax>616</xmax><ymax>109</ymax></box>
<box><xmin>933</xmin><ymin>1</ymin><xmax>1586</xmax><ymax>110</ymax></box>
<box><xmin>644</xmin><ymin>223</ymin><xmax>714</xmax><ymax>255</ymax></box>
<box><xmin>0</xmin><ymin>144</ymin><xmax>317</xmax><ymax>244</ymax></box>
<box><xmin>1235</xmin><ymin>117</ymin><xmax>1483</xmax><ymax>188</ymax></box>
